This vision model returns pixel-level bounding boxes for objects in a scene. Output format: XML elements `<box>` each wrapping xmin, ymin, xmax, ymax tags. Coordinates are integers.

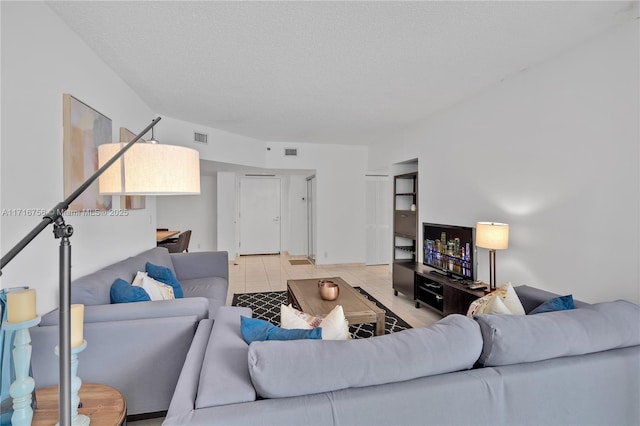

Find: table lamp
<box><xmin>475</xmin><ymin>222</ymin><xmax>509</xmax><ymax>291</ymax></box>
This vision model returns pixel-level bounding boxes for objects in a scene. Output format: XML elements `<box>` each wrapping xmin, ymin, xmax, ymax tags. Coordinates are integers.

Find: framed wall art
<box><xmin>118</xmin><ymin>127</ymin><xmax>146</xmax><ymax>210</ymax></box>
<box><xmin>63</xmin><ymin>94</ymin><xmax>113</xmax><ymax>211</ymax></box>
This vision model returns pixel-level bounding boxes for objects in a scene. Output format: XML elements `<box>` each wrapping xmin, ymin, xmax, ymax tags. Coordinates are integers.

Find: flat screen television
<box><xmin>423</xmin><ymin>222</ymin><xmax>476</xmax><ymax>280</ymax></box>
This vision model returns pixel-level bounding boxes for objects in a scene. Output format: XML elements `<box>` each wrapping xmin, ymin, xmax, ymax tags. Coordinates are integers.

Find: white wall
<box><xmin>280</xmin><ymin>174</ymin><xmax>308</xmax><ymax>256</ymax></box>
<box><xmin>1</xmin><ymin>2</ymin><xmax>157</xmax><ymax>313</ymax></box>
<box><xmin>155</xmin><ymin>124</ymin><xmax>369</xmax><ymax>264</ymax></box>
<box><xmin>216</xmin><ymin>172</ymin><xmax>237</xmax><ymax>258</ymax></box>
<box><xmin>157</xmin><ymin>114</ymin><xmax>372</xmax><ymax>264</ymax></box>
<box><xmin>266</xmin><ymin>142</ymin><xmax>368</xmax><ymax>264</ymax></box>
<box><xmin>156</xmin><ymin>174</ymin><xmax>217</xmax><ymax>251</ymax></box>
<box><xmin>371</xmin><ymin>19</ymin><xmax>640</xmax><ymax>303</ymax></box>
<box><xmin>153</xmin><ymin>116</ymin><xmax>267</xmax><ymax>169</ymax></box>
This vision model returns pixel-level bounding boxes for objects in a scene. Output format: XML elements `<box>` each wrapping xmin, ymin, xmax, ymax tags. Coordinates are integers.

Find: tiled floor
<box><xmin>129</xmin><ymin>254</ymin><xmax>442</xmax><ymax>425</ymax></box>
<box><xmin>226</xmin><ymin>253</ymin><xmax>442</xmax><ymax>329</ymax></box>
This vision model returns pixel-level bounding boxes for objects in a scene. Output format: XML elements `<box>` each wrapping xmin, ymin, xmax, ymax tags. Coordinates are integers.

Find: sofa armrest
<box><xmin>171</xmin><ymin>251</ymin><xmax>229</xmax><ymax>281</ymax></box>
<box><xmin>31</xmin><ymin>315</ymin><xmax>200</xmax><ymax>415</ymax></box>
<box><xmin>40</xmin><ymin>297</ymin><xmax>209</xmax><ymax>326</ymax></box>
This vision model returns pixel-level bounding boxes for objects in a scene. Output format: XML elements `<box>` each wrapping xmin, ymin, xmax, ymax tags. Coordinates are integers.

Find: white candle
<box><xmin>6</xmin><ymin>289</ymin><xmax>36</xmax><ymax>323</ymax></box>
<box><xmin>70</xmin><ymin>304</ymin><xmax>85</xmax><ymax>348</ymax></box>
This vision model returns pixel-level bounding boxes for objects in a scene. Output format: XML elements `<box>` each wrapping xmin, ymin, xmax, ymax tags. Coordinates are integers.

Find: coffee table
<box><xmin>287</xmin><ymin>277</ymin><xmax>386</xmax><ymax>336</ymax></box>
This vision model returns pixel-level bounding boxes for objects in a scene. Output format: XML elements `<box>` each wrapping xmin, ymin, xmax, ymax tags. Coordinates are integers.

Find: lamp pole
<box><xmin>488</xmin><ymin>248</ymin><xmax>497</xmax><ymax>291</ymax></box>
<box><xmin>0</xmin><ymin>117</ymin><xmax>161</xmax><ymax>426</ymax></box>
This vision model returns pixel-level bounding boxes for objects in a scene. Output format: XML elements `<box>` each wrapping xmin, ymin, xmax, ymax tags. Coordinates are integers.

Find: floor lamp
<box><xmin>0</xmin><ymin>117</ymin><xmax>200</xmax><ymax>425</ymax></box>
<box><xmin>475</xmin><ymin>222</ymin><xmax>509</xmax><ymax>291</ymax></box>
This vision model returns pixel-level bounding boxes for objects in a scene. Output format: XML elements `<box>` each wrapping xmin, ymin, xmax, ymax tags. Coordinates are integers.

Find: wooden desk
<box><xmin>156</xmin><ymin>230</ymin><xmax>179</xmax><ymax>242</ymax></box>
<box><xmin>32</xmin><ymin>383</ymin><xmax>126</xmax><ymax>426</ymax></box>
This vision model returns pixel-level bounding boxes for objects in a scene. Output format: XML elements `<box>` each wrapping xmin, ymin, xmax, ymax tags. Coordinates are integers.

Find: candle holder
<box><xmin>2</xmin><ymin>316</ymin><xmax>41</xmax><ymax>426</ymax></box>
<box><xmin>55</xmin><ymin>341</ymin><xmax>89</xmax><ymax>426</ymax></box>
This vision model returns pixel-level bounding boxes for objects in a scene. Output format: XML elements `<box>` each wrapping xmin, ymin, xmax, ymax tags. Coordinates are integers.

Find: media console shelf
<box><xmin>414</xmin><ymin>266</ymin><xmax>486</xmax><ymax>316</ymax></box>
<box><xmin>392</xmin><ymin>172</ymin><xmax>418</xmax><ymax>299</ymax></box>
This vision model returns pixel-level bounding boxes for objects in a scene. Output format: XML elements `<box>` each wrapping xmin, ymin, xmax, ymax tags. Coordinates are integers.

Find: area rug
<box><xmin>288</xmin><ymin>259</ymin><xmax>312</xmax><ymax>265</ymax></box>
<box><xmin>231</xmin><ymin>287</ymin><xmax>412</xmax><ymax>339</ymax></box>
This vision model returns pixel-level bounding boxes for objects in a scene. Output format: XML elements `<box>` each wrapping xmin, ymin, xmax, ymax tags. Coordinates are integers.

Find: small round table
<box><xmin>32</xmin><ymin>383</ymin><xmax>126</xmax><ymax>426</ymax></box>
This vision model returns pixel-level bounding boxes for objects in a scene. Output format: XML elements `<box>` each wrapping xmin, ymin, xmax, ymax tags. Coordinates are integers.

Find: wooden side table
<box><xmin>32</xmin><ymin>383</ymin><xmax>126</xmax><ymax>426</ymax></box>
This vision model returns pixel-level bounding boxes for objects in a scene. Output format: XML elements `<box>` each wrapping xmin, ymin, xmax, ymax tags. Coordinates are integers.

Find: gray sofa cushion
<box><xmin>71</xmin><ymin>257</ymin><xmax>140</xmax><ymax>305</ymax></box>
<box><xmin>181</xmin><ymin>277</ymin><xmax>227</xmax><ymax>300</ymax></box>
<box><xmin>139</xmin><ymin>247</ymin><xmax>176</xmax><ymax>275</ymax></box>
<box><xmin>475</xmin><ymin>300</ymin><xmax>640</xmax><ymax>367</ymax></box>
<box><xmin>196</xmin><ymin>306</ymin><xmax>255</xmax><ymax>409</ymax></box>
<box><xmin>71</xmin><ymin>247</ymin><xmax>174</xmax><ymax>305</ymax></box>
<box><xmin>171</xmin><ymin>251</ymin><xmax>228</xmax><ymax>281</ymax></box>
<box><xmin>181</xmin><ymin>277</ymin><xmax>228</xmax><ymax>318</ymax></box>
<box><xmin>247</xmin><ymin>314</ymin><xmax>482</xmax><ymax>399</ymax></box>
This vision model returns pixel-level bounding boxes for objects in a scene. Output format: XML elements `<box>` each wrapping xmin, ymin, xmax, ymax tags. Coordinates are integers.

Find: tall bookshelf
<box><xmin>392</xmin><ymin>172</ymin><xmax>418</xmax><ymax>299</ymax></box>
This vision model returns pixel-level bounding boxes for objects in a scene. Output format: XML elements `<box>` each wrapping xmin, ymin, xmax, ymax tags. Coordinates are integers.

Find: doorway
<box><xmin>365</xmin><ymin>175</ymin><xmax>391</xmax><ymax>265</ymax></box>
<box><xmin>239</xmin><ymin>177</ymin><xmax>281</xmax><ymax>255</ymax></box>
<box><xmin>306</xmin><ymin>175</ymin><xmax>317</xmax><ymax>263</ymax></box>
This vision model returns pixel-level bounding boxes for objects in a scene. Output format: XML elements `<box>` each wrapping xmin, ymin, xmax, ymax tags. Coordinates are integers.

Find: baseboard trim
<box><xmin>315</xmin><ymin>262</ymin><xmax>366</xmax><ymax>268</ymax></box>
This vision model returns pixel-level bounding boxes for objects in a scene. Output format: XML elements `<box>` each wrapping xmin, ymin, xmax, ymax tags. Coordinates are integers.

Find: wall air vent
<box><xmin>194</xmin><ymin>132</ymin><xmax>208</xmax><ymax>144</ymax></box>
<box><xmin>284</xmin><ymin>148</ymin><xmax>298</xmax><ymax>156</ymax></box>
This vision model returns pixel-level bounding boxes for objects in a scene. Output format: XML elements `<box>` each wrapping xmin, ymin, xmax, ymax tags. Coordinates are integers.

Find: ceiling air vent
<box><xmin>284</xmin><ymin>148</ymin><xmax>298</xmax><ymax>156</ymax></box>
<box><xmin>194</xmin><ymin>131</ymin><xmax>208</xmax><ymax>144</ymax></box>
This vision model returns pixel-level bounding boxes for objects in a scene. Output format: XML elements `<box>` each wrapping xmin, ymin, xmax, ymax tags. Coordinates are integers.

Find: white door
<box><xmin>239</xmin><ymin>177</ymin><xmax>281</xmax><ymax>255</ymax></box>
<box><xmin>365</xmin><ymin>175</ymin><xmax>391</xmax><ymax>265</ymax></box>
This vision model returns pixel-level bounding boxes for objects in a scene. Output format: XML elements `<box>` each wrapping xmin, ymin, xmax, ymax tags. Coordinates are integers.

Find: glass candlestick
<box><xmin>3</xmin><ymin>315</ymin><xmax>41</xmax><ymax>426</ymax></box>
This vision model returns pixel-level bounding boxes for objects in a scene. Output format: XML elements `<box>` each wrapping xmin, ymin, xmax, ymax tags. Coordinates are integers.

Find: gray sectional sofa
<box><xmin>30</xmin><ymin>247</ymin><xmax>229</xmax><ymax>416</ymax></box>
<box><xmin>165</xmin><ymin>285</ymin><xmax>640</xmax><ymax>425</ymax></box>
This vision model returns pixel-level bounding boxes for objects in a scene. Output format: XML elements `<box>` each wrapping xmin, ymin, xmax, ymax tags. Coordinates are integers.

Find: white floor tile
<box><xmin>228</xmin><ymin>254</ymin><xmax>440</xmax><ymax>329</ymax></box>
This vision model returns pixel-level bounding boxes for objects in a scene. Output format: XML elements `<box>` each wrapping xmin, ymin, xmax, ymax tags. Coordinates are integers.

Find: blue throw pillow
<box><xmin>146</xmin><ymin>262</ymin><xmax>183</xmax><ymax>298</ymax></box>
<box><xmin>110</xmin><ymin>278</ymin><xmax>151</xmax><ymax>304</ymax></box>
<box><xmin>240</xmin><ymin>316</ymin><xmax>322</xmax><ymax>345</ymax></box>
<box><xmin>530</xmin><ymin>295</ymin><xmax>575</xmax><ymax>315</ymax></box>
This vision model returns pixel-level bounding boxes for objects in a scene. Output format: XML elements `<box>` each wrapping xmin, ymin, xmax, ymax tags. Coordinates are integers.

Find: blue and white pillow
<box><xmin>240</xmin><ymin>316</ymin><xmax>322</xmax><ymax>344</ymax></box>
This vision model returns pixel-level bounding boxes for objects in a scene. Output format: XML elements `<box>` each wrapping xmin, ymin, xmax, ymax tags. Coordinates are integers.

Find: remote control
<box><xmin>469</xmin><ymin>284</ymin><xmax>486</xmax><ymax>290</ymax></box>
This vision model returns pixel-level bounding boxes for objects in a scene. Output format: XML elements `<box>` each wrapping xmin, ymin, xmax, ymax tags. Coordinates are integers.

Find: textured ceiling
<box><xmin>48</xmin><ymin>1</ymin><xmax>636</xmax><ymax>145</ymax></box>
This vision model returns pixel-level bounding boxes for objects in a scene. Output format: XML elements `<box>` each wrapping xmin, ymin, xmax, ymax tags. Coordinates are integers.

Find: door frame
<box><xmin>306</xmin><ymin>175</ymin><xmax>316</xmax><ymax>263</ymax></box>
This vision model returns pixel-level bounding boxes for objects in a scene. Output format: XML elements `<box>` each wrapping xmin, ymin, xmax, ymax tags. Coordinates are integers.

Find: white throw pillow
<box><xmin>484</xmin><ymin>294</ymin><xmax>512</xmax><ymax>314</ymax></box>
<box><xmin>319</xmin><ymin>305</ymin><xmax>351</xmax><ymax>340</ymax></box>
<box><xmin>498</xmin><ymin>282</ymin><xmax>526</xmax><ymax>315</ymax></box>
<box><xmin>467</xmin><ymin>282</ymin><xmax>525</xmax><ymax>316</ymax></box>
<box><xmin>280</xmin><ymin>304</ymin><xmax>350</xmax><ymax>340</ymax></box>
<box><xmin>132</xmin><ymin>271</ymin><xmax>147</xmax><ymax>286</ymax></box>
<box><xmin>132</xmin><ymin>271</ymin><xmax>175</xmax><ymax>301</ymax></box>
<box><xmin>280</xmin><ymin>304</ymin><xmax>323</xmax><ymax>329</ymax></box>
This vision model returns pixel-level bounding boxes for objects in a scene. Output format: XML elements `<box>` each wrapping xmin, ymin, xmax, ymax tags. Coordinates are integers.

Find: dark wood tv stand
<box><xmin>393</xmin><ymin>263</ymin><xmax>486</xmax><ymax>316</ymax></box>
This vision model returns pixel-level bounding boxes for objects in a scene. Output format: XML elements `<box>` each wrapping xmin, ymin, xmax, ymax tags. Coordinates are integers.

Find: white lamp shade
<box><xmin>98</xmin><ymin>143</ymin><xmax>200</xmax><ymax>195</ymax></box>
<box><xmin>476</xmin><ymin>222</ymin><xmax>509</xmax><ymax>250</ymax></box>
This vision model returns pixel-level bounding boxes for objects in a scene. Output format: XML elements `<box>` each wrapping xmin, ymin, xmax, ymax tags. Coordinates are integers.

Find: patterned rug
<box><xmin>231</xmin><ymin>287</ymin><xmax>412</xmax><ymax>339</ymax></box>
